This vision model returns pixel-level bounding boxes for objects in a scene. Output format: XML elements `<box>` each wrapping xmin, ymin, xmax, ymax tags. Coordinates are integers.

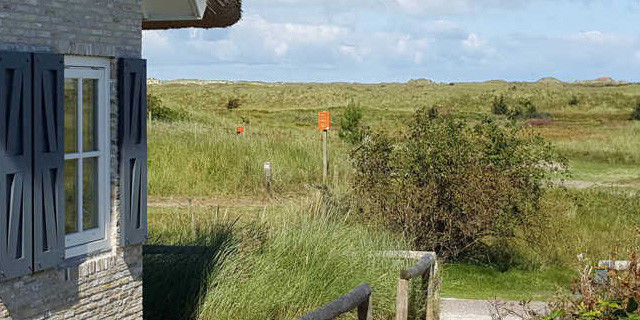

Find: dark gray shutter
<box><xmin>0</xmin><ymin>51</ymin><xmax>33</xmax><ymax>280</ymax></box>
<box><xmin>32</xmin><ymin>53</ymin><xmax>65</xmax><ymax>271</ymax></box>
<box><xmin>119</xmin><ymin>58</ymin><xmax>147</xmax><ymax>245</ymax></box>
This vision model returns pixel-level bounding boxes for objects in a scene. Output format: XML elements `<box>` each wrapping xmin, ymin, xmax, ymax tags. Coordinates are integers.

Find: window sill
<box><xmin>65</xmin><ymin>237</ymin><xmax>111</xmax><ymax>260</ymax></box>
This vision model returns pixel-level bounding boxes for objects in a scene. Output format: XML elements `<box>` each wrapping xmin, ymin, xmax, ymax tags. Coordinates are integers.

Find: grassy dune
<box><xmin>145</xmin><ymin>80</ymin><xmax>640</xmax><ymax>319</ymax></box>
<box><xmin>149</xmin><ymin>81</ymin><xmax>640</xmax><ymax>199</ymax></box>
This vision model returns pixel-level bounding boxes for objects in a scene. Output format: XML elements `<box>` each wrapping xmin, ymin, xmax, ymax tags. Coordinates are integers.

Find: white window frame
<box><xmin>63</xmin><ymin>56</ymin><xmax>111</xmax><ymax>258</ymax></box>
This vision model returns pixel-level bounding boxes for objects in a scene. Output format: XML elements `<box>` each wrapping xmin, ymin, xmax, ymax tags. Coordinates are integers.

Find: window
<box><xmin>63</xmin><ymin>57</ymin><xmax>111</xmax><ymax>258</ymax></box>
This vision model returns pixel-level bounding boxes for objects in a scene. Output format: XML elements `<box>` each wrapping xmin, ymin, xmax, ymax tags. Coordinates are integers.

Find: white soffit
<box><xmin>143</xmin><ymin>0</ymin><xmax>207</xmax><ymax>21</ymax></box>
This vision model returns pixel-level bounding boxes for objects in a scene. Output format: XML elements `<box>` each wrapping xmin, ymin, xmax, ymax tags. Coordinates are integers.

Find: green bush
<box><xmin>147</xmin><ymin>92</ymin><xmax>188</xmax><ymax>122</ymax></box>
<box><xmin>338</xmin><ymin>101</ymin><xmax>365</xmax><ymax>144</ymax></box>
<box><xmin>226</xmin><ymin>98</ymin><xmax>241</xmax><ymax>110</ymax></box>
<box><xmin>508</xmin><ymin>99</ymin><xmax>549</xmax><ymax>120</ymax></box>
<box><xmin>492</xmin><ymin>95</ymin><xmax>509</xmax><ymax>115</ymax></box>
<box><xmin>630</xmin><ymin>103</ymin><xmax>640</xmax><ymax>121</ymax></box>
<box><xmin>568</xmin><ymin>95</ymin><xmax>580</xmax><ymax>106</ymax></box>
<box><xmin>351</xmin><ymin>107</ymin><xmax>564</xmax><ymax>259</ymax></box>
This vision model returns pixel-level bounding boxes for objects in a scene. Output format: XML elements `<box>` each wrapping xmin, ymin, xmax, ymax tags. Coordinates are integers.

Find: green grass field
<box><xmin>144</xmin><ymin>80</ymin><xmax>640</xmax><ymax>319</ymax></box>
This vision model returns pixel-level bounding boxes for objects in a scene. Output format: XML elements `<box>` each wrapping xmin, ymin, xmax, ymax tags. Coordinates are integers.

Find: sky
<box><xmin>142</xmin><ymin>0</ymin><xmax>640</xmax><ymax>83</ymax></box>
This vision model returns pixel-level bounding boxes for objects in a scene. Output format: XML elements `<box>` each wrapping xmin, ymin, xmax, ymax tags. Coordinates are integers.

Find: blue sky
<box><xmin>142</xmin><ymin>0</ymin><xmax>640</xmax><ymax>83</ymax></box>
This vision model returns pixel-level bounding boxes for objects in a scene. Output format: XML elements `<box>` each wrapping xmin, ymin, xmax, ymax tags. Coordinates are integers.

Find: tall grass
<box><xmin>494</xmin><ymin>188</ymin><xmax>640</xmax><ymax>270</ymax></box>
<box><xmin>144</xmin><ymin>208</ymin><xmax>236</xmax><ymax>320</ymax></box>
<box><xmin>552</xmin><ymin>122</ymin><xmax>640</xmax><ymax>165</ymax></box>
<box><xmin>149</xmin><ymin>120</ymin><xmax>352</xmax><ymax>198</ymax></box>
<box><xmin>197</xmin><ymin>195</ymin><xmax>412</xmax><ymax>320</ymax></box>
<box><xmin>145</xmin><ymin>195</ymin><xmax>414</xmax><ymax>320</ymax></box>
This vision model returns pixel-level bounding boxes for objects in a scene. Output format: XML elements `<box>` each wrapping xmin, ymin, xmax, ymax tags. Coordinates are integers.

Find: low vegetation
<box><xmin>493</xmin><ymin>253</ymin><xmax>639</xmax><ymax>320</ymax></box>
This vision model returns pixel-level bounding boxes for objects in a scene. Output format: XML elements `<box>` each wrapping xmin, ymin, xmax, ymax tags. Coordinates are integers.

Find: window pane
<box><xmin>83</xmin><ymin>79</ymin><xmax>98</xmax><ymax>152</ymax></box>
<box><xmin>82</xmin><ymin>157</ymin><xmax>99</xmax><ymax>231</ymax></box>
<box><xmin>64</xmin><ymin>79</ymin><xmax>78</xmax><ymax>153</ymax></box>
<box><xmin>65</xmin><ymin>160</ymin><xmax>78</xmax><ymax>234</ymax></box>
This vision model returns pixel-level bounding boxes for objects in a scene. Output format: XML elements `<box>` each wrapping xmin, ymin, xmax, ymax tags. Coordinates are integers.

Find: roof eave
<box><xmin>142</xmin><ymin>0</ymin><xmax>242</xmax><ymax>30</ymax></box>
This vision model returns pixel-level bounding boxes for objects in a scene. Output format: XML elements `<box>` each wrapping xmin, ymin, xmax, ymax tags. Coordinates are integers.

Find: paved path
<box><xmin>441</xmin><ymin>298</ymin><xmax>548</xmax><ymax>320</ymax></box>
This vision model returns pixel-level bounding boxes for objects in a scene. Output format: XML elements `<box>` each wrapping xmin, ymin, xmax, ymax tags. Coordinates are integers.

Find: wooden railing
<box><xmin>394</xmin><ymin>252</ymin><xmax>438</xmax><ymax>320</ymax></box>
<box><xmin>298</xmin><ymin>283</ymin><xmax>373</xmax><ymax>320</ymax></box>
<box><xmin>298</xmin><ymin>252</ymin><xmax>439</xmax><ymax>320</ymax></box>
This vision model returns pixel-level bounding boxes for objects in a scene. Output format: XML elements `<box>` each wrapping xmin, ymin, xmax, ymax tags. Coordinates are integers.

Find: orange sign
<box><xmin>235</xmin><ymin>126</ymin><xmax>244</xmax><ymax>134</ymax></box>
<box><xmin>317</xmin><ymin>111</ymin><xmax>331</xmax><ymax>131</ymax></box>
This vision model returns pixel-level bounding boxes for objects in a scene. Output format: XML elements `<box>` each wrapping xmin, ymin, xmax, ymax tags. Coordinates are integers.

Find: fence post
<box><xmin>395</xmin><ymin>278</ymin><xmax>409</xmax><ymax>320</ymax></box>
<box><xmin>425</xmin><ymin>260</ymin><xmax>440</xmax><ymax>320</ymax></box>
<box><xmin>357</xmin><ymin>294</ymin><xmax>373</xmax><ymax>320</ymax></box>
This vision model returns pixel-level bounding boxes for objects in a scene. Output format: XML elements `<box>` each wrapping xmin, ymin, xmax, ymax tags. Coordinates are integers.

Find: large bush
<box><xmin>351</xmin><ymin>106</ymin><xmax>564</xmax><ymax>259</ymax></box>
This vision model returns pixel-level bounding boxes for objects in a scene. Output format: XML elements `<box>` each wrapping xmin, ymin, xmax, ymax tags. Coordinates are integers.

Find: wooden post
<box><xmin>422</xmin><ymin>272</ymin><xmax>430</xmax><ymax>320</ymax></box>
<box><xmin>323</xmin><ymin>130</ymin><xmax>328</xmax><ymax>185</ymax></box>
<box><xmin>426</xmin><ymin>261</ymin><xmax>440</xmax><ymax>320</ymax></box>
<box><xmin>357</xmin><ymin>294</ymin><xmax>373</xmax><ymax>320</ymax></box>
<box><xmin>395</xmin><ymin>279</ymin><xmax>409</xmax><ymax>320</ymax></box>
<box><xmin>264</xmin><ymin>162</ymin><xmax>272</xmax><ymax>196</ymax></box>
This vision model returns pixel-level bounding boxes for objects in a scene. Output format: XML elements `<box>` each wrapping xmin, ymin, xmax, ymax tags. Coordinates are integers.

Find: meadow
<box><xmin>144</xmin><ymin>79</ymin><xmax>640</xmax><ymax>319</ymax></box>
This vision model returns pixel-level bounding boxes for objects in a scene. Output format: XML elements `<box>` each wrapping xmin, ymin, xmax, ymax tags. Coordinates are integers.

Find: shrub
<box><xmin>338</xmin><ymin>101</ymin><xmax>365</xmax><ymax>144</ymax></box>
<box><xmin>492</xmin><ymin>95</ymin><xmax>509</xmax><ymax>115</ymax></box>
<box><xmin>226</xmin><ymin>98</ymin><xmax>241</xmax><ymax>110</ymax></box>
<box><xmin>147</xmin><ymin>92</ymin><xmax>188</xmax><ymax>122</ymax></box>
<box><xmin>492</xmin><ymin>253</ymin><xmax>640</xmax><ymax>320</ymax></box>
<box><xmin>508</xmin><ymin>99</ymin><xmax>549</xmax><ymax>120</ymax></box>
<box><xmin>569</xmin><ymin>95</ymin><xmax>580</xmax><ymax>106</ymax></box>
<box><xmin>351</xmin><ymin>107</ymin><xmax>564</xmax><ymax>259</ymax></box>
<box><xmin>630</xmin><ymin>103</ymin><xmax>640</xmax><ymax>121</ymax></box>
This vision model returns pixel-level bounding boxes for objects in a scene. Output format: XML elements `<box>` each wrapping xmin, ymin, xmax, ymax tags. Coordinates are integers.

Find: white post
<box><xmin>264</xmin><ymin>162</ymin><xmax>272</xmax><ymax>196</ymax></box>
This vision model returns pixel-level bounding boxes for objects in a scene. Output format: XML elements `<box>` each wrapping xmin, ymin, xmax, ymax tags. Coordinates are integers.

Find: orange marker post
<box><xmin>317</xmin><ymin>111</ymin><xmax>331</xmax><ymax>131</ymax></box>
<box><xmin>235</xmin><ymin>126</ymin><xmax>244</xmax><ymax>135</ymax></box>
<box><xmin>318</xmin><ymin>112</ymin><xmax>331</xmax><ymax>184</ymax></box>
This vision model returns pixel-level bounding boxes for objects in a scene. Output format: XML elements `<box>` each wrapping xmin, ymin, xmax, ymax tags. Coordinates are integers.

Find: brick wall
<box><xmin>0</xmin><ymin>0</ymin><xmax>142</xmax><ymax>58</ymax></box>
<box><xmin>0</xmin><ymin>246</ymin><xmax>143</xmax><ymax>320</ymax></box>
<box><xmin>0</xmin><ymin>1</ymin><xmax>144</xmax><ymax>319</ymax></box>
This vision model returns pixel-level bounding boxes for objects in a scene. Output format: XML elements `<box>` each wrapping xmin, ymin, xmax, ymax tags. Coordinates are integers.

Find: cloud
<box><xmin>394</xmin><ymin>0</ymin><xmax>527</xmax><ymax>14</ymax></box>
<box><xmin>142</xmin><ymin>30</ymin><xmax>170</xmax><ymax>55</ymax></box>
<box><xmin>568</xmin><ymin>31</ymin><xmax>634</xmax><ymax>46</ymax></box>
<box><xmin>462</xmin><ymin>33</ymin><xmax>484</xmax><ymax>49</ymax></box>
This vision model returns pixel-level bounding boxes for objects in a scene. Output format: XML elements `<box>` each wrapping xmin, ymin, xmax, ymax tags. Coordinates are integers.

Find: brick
<box><xmin>0</xmin><ymin>0</ymin><xmax>141</xmax><ymax>58</ymax></box>
<box><xmin>0</xmin><ymin>247</ymin><xmax>143</xmax><ymax>319</ymax></box>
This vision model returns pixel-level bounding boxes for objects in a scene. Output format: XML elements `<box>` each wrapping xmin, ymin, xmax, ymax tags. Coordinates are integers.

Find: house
<box><xmin>0</xmin><ymin>0</ymin><xmax>241</xmax><ymax>318</ymax></box>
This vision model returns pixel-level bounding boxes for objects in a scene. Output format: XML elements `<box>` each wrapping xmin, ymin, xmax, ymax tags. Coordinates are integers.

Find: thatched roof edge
<box><xmin>142</xmin><ymin>0</ymin><xmax>242</xmax><ymax>30</ymax></box>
